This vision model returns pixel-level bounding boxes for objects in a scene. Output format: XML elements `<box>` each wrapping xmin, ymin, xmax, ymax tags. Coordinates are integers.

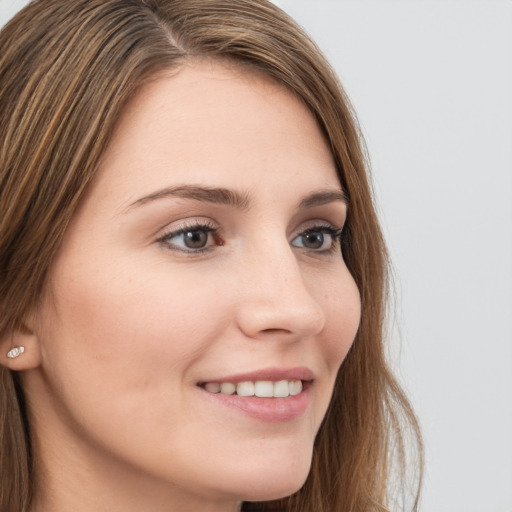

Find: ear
<box><xmin>0</xmin><ymin>320</ymin><xmax>42</xmax><ymax>372</ymax></box>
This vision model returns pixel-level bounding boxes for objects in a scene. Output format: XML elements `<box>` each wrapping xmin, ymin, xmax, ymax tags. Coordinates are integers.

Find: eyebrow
<box><xmin>126</xmin><ymin>185</ymin><xmax>251</xmax><ymax>211</ymax></box>
<box><xmin>297</xmin><ymin>189</ymin><xmax>348</xmax><ymax>209</ymax></box>
<box><xmin>126</xmin><ymin>184</ymin><xmax>347</xmax><ymax>212</ymax></box>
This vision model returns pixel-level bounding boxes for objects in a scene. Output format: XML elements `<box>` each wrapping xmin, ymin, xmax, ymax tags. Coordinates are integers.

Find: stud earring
<box><xmin>6</xmin><ymin>346</ymin><xmax>25</xmax><ymax>359</ymax></box>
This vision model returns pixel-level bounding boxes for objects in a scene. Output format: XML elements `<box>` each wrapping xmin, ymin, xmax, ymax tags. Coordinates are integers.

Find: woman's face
<box><xmin>26</xmin><ymin>61</ymin><xmax>361</xmax><ymax>510</ymax></box>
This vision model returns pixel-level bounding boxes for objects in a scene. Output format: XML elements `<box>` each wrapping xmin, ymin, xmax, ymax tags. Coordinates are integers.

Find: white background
<box><xmin>1</xmin><ymin>1</ymin><xmax>511</xmax><ymax>511</ymax></box>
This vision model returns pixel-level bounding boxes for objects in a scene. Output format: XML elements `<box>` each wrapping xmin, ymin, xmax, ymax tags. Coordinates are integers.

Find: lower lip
<box><xmin>199</xmin><ymin>383</ymin><xmax>312</xmax><ymax>423</ymax></box>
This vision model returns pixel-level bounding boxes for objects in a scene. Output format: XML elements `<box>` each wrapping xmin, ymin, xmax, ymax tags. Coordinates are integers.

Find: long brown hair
<box><xmin>0</xmin><ymin>1</ymin><xmax>422</xmax><ymax>511</ymax></box>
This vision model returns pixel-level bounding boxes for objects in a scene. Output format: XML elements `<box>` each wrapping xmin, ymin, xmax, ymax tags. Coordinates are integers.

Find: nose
<box><xmin>234</xmin><ymin>244</ymin><xmax>326</xmax><ymax>342</ymax></box>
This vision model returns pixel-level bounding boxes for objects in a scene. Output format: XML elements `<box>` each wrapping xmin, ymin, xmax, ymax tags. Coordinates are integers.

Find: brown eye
<box><xmin>301</xmin><ymin>231</ymin><xmax>325</xmax><ymax>249</ymax></box>
<box><xmin>159</xmin><ymin>223</ymin><xmax>217</xmax><ymax>252</ymax></box>
<box><xmin>183</xmin><ymin>229</ymin><xmax>209</xmax><ymax>249</ymax></box>
<box><xmin>291</xmin><ymin>225</ymin><xmax>342</xmax><ymax>252</ymax></box>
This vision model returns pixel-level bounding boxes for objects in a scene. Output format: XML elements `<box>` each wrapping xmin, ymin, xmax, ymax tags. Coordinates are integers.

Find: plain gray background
<box><xmin>1</xmin><ymin>1</ymin><xmax>511</xmax><ymax>511</ymax></box>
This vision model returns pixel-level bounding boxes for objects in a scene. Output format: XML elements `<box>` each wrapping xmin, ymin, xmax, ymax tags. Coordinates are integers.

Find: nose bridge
<box><xmin>235</xmin><ymin>238</ymin><xmax>325</xmax><ymax>340</ymax></box>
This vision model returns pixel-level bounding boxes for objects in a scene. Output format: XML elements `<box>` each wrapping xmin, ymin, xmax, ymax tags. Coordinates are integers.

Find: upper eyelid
<box><xmin>157</xmin><ymin>218</ymin><xmax>219</xmax><ymax>238</ymax></box>
<box><xmin>293</xmin><ymin>224</ymin><xmax>343</xmax><ymax>240</ymax></box>
<box><xmin>300</xmin><ymin>225</ymin><xmax>342</xmax><ymax>235</ymax></box>
<box><xmin>294</xmin><ymin>219</ymin><xmax>344</xmax><ymax>235</ymax></box>
<box><xmin>158</xmin><ymin>219</ymin><xmax>342</xmax><ymax>236</ymax></box>
<box><xmin>156</xmin><ymin>217</ymin><xmax>343</xmax><ymax>238</ymax></box>
<box><xmin>162</xmin><ymin>224</ymin><xmax>216</xmax><ymax>238</ymax></box>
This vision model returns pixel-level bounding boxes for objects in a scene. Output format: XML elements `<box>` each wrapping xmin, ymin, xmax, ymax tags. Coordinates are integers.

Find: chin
<box><xmin>242</xmin><ymin>475</ymin><xmax>309</xmax><ymax>503</ymax></box>
<box><xmin>228</xmin><ymin>451</ymin><xmax>313</xmax><ymax>503</ymax></box>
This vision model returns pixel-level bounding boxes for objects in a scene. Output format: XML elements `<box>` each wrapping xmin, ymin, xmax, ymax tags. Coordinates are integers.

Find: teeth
<box><xmin>220</xmin><ymin>382</ymin><xmax>236</xmax><ymax>395</ymax></box>
<box><xmin>273</xmin><ymin>380</ymin><xmax>290</xmax><ymax>397</ymax></box>
<box><xmin>254</xmin><ymin>381</ymin><xmax>274</xmax><ymax>397</ymax></box>
<box><xmin>236</xmin><ymin>381</ymin><xmax>255</xmax><ymax>396</ymax></box>
<box><xmin>203</xmin><ymin>379</ymin><xmax>304</xmax><ymax>397</ymax></box>
<box><xmin>289</xmin><ymin>380</ymin><xmax>302</xmax><ymax>396</ymax></box>
<box><xmin>204</xmin><ymin>382</ymin><xmax>221</xmax><ymax>393</ymax></box>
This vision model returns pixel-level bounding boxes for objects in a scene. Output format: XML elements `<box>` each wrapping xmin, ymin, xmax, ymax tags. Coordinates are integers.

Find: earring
<box><xmin>6</xmin><ymin>346</ymin><xmax>25</xmax><ymax>359</ymax></box>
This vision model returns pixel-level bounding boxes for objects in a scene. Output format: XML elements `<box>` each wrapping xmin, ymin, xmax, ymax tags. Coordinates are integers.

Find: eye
<box><xmin>291</xmin><ymin>225</ymin><xmax>343</xmax><ymax>252</ymax></box>
<box><xmin>158</xmin><ymin>222</ymin><xmax>220</xmax><ymax>253</ymax></box>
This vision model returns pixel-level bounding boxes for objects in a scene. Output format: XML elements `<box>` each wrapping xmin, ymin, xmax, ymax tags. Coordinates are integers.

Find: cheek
<box><xmin>301</xmin><ymin>267</ymin><xmax>360</xmax><ymax>426</ymax></box>
<box><xmin>318</xmin><ymin>269</ymin><xmax>361</xmax><ymax>369</ymax></box>
<box><xmin>40</xmin><ymin>256</ymin><xmax>233</xmax><ymax>408</ymax></box>
<box><xmin>51</xmin><ymin>257</ymin><xmax>226</xmax><ymax>351</ymax></box>
<box><xmin>36</xmin><ymin>258</ymin><xmax>235</xmax><ymax>455</ymax></box>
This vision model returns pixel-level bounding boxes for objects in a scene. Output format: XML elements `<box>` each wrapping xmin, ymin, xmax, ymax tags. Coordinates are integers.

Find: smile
<box><xmin>201</xmin><ymin>379</ymin><xmax>303</xmax><ymax>398</ymax></box>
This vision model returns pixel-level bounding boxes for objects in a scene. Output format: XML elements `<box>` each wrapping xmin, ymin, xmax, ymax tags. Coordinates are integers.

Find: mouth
<box><xmin>198</xmin><ymin>379</ymin><xmax>307</xmax><ymax>398</ymax></box>
<box><xmin>196</xmin><ymin>368</ymin><xmax>314</xmax><ymax>423</ymax></box>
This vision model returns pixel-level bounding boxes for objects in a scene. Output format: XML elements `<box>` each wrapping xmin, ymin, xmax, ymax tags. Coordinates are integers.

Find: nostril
<box><xmin>261</xmin><ymin>328</ymin><xmax>291</xmax><ymax>335</ymax></box>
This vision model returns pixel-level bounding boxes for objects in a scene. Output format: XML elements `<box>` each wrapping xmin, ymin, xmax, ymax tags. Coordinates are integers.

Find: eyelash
<box><xmin>157</xmin><ymin>221</ymin><xmax>344</xmax><ymax>255</ymax></box>
<box><xmin>294</xmin><ymin>224</ymin><xmax>344</xmax><ymax>254</ymax></box>
<box><xmin>157</xmin><ymin>220</ymin><xmax>220</xmax><ymax>254</ymax></box>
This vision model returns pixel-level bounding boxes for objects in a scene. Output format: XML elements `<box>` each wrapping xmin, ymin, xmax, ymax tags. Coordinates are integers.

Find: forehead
<box><xmin>88</xmin><ymin>59</ymin><xmax>340</xmax><ymax>212</ymax></box>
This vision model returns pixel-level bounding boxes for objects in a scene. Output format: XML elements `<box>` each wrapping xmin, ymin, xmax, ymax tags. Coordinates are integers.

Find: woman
<box><xmin>0</xmin><ymin>1</ymin><xmax>422</xmax><ymax>511</ymax></box>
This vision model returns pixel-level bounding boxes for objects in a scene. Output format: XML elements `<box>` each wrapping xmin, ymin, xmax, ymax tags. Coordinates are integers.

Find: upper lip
<box><xmin>198</xmin><ymin>367</ymin><xmax>315</xmax><ymax>385</ymax></box>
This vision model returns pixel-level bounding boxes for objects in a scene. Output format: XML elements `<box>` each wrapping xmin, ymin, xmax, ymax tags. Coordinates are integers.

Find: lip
<box><xmin>197</xmin><ymin>366</ymin><xmax>315</xmax><ymax>385</ymax></box>
<box><xmin>197</xmin><ymin>367</ymin><xmax>314</xmax><ymax>423</ymax></box>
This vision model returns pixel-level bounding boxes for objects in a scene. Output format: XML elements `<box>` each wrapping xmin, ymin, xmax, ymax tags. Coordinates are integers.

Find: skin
<box><xmin>6</xmin><ymin>60</ymin><xmax>361</xmax><ymax>512</ymax></box>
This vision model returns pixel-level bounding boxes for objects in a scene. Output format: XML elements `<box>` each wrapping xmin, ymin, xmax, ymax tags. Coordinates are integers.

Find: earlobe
<box><xmin>0</xmin><ymin>322</ymin><xmax>42</xmax><ymax>371</ymax></box>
